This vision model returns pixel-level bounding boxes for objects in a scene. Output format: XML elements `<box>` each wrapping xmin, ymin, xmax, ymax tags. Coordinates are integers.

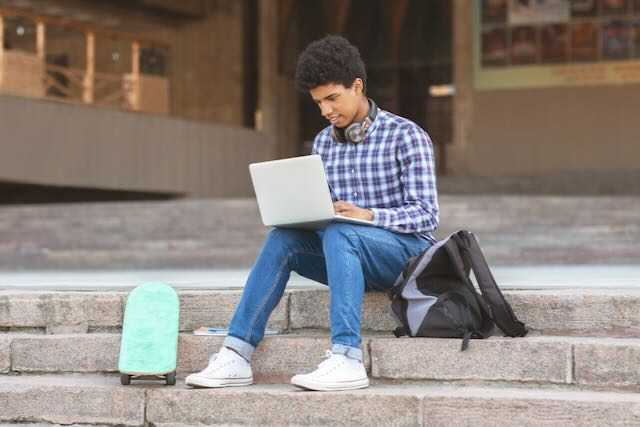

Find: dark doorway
<box><xmin>289</xmin><ymin>0</ymin><xmax>453</xmax><ymax>173</ymax></box>
<box><xmin>0</xmin><ymin>180</ymin><xmax>179</xmax><ymax>205</ymax></box>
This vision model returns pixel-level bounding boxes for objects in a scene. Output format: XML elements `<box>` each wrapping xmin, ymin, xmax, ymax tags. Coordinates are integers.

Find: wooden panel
<box><xmin>0</xmin><ymin>51</ymin><xmax>45</xmax><ymax>97</ymax></box>
<box><xmin>322</xmin><ymin>0</ymin><xmax>351</xmax><ymax>35</ymax></box>
<box><xmin>154</xmin><ymin>2</ymin><xmax>244</xmax><ymax>125</ymax></box>
<box><xmin>123</xmin><ymin>73</ymin><xmax>169</xmax><ymax>115</ymax></box>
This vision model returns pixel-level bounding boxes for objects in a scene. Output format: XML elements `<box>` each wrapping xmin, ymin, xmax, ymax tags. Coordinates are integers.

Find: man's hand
<box><xmin>333</xmin><ymin>201</ymin><xmax>374</xmax><ymax>221</ymax></box>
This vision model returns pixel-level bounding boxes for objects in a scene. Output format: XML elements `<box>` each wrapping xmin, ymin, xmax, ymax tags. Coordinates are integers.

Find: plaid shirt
<box><xmin>312</xmin><ymin>108</ymin><xmax>439</xmax><ymax>243</ymax></box>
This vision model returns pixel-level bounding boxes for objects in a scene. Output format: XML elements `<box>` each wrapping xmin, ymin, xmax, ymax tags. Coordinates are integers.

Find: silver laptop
<box><xmin>249</xmin><ymin>155</ymin><xmax>375</xmax><ymax>229</ymax></box>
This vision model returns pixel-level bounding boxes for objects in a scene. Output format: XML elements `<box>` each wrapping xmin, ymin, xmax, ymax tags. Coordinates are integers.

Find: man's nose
<box><xmin>319</xmin><ymin>102</ymin><xmax>332</xmax><ymax>117</ymax></box>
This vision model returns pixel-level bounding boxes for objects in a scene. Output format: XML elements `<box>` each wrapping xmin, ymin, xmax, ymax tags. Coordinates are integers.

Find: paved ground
<box><xmin>0</xmin><ymin>265</ymin><xmax>639</xmax><ymax>291</ymax></box>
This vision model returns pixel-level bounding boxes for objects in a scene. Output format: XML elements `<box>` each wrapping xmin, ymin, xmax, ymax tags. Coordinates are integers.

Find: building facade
<box><xmin>0</xmin><ymin>0</ymin><xmax>638</xmax><ymax>201</ymax></box>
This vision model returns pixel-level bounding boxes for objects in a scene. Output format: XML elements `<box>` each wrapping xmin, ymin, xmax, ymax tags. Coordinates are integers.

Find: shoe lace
<box><xmin>201</xmin><ymin>353</ymin><xmax>221</xmax><ymax>374</ymax></box>
<box><xmin>317</xmin><ymin>350</ymin><xmax>337</xmax><ymax>369</ymax></box>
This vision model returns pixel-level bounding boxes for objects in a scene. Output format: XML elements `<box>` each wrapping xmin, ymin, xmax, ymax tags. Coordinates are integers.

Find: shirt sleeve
<box><xmin>310</xmin><ymin>128</ymin><xmax>328</xmax><ymax>156</ymax></box>
<box><xmin>369</xmin><ymin>126</ymin><xmax>439</xmax><ymax>234</ymax></box>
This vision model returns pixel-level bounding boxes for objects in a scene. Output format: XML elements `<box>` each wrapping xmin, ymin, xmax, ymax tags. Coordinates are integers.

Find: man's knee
<box><xmin>263</xmin><ymin>228</ymin><xmax>308</xmax><ymax>251</ymax></box>
<box><xmin>322</xmin><ymin>224</ymin><xmax>360</xmax><ymax>248</ymax></box>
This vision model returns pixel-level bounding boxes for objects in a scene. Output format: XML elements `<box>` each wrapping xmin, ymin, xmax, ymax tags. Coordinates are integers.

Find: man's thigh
<box><xmin>265</xmin><ymin>228</ymin><xmax>328</xmax><ymax>285</ymax></box>
<box><xmin>320</xmin><ymin>224</ymin><xmax>430</xmax><ymax>291</ymax></box>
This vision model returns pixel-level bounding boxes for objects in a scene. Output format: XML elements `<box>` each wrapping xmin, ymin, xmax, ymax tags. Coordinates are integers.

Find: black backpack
<box><xmin>389</xmin><ymin>230</ymin><xmax>528</xmax><ymax>350</ymax></box>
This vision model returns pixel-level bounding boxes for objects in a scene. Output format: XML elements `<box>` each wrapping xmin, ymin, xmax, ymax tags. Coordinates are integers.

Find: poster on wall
<box><xmin>541</xmin><ymin>24</ymin><xmax>569</xmax><ymax>62</ymax></box>
<box><xmin>601</xmin><ymin>0</ymin><xmax>628</xmax><ymax>15</ymax></box>
<box><xmin>602</xmin><ymin>20</ymin><xmax>631</xmax><ymax>60</ymax></box>
<box><xmin>482</xmin><ymin>27</ymin><xmax>509</xmax><ymax>66</ymax></box>
<box><xmin>509</xmin><ymin>0</ymin><xmax>571</xmax><ymax>25</ymax></box>
<box><xmin>482</xmin><ymin>0</ymin><xmax>508</xmax><ymax>23</ymax></box>
<box><xmin>474</xmin><ymin>0</ymin><xmax>640</xmax><ymax>89</ymax></box>
<box><xmin>570</xmin><ymin>22</ymin><xmax>599</xmax><ymax>61</ymax></box>
<box><xmin>570</xmin><ymin>0</ymin><xmax>597</xmax><ymax>17</ymax></box>
<box><xmin>510</xmin><ymin>26</ymin><xmax>538</xmax><ymax>64</ymax></box>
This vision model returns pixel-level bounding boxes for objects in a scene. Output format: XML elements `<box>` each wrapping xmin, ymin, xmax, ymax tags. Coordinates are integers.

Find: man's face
<box><xmin>309</xmin><ymin>80</ymin><xmax>363</xmax><ymax>129</ymax></box>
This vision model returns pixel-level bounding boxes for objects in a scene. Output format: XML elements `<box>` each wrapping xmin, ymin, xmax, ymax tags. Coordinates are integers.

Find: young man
<box><xmin>185</xmin><ymin>35</ymin><xmax>439</xmax><ymax>391</ymax></box>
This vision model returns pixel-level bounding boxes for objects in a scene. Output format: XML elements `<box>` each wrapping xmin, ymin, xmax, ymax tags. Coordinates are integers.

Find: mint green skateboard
<box><xmin>119</xmin><ymin>282</ymin><xmax>180</xmax><ymax>385</ymax></box>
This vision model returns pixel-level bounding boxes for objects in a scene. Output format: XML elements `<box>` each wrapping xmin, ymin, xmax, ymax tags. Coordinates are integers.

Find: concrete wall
<box><xmin>469</xmin><ymin>85</ymin><xmax>640</xmax><ymax>175</ymax></box>
<box><xmin>0</xmin><ymin>94</ymin><xmax>266</xmax><ymax>197</ymax></box>
<box><xmin>451</xmin><ymin>1</ymin><xmax>640</xmax><ymax>177</ymax></box>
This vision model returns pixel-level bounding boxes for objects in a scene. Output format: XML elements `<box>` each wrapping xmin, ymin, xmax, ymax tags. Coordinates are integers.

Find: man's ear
<box><xmin>353</xmin><ymin>78</ymin><xmax>364</xmax><ymax>94</ymax></box>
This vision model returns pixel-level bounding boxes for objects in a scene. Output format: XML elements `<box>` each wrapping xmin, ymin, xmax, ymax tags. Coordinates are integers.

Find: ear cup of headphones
<box><xmin>345</xmin><ymin>123</ymin><xmax>366</xmax><ymax>143</ymax></box>
<box><xmin>330</xmin><ymin>98</ymin><xmax>379</xmax><ymax>144</ymax></box>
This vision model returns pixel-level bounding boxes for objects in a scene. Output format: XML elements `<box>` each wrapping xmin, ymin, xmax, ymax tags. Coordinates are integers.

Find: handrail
<box><xmin>46</xmin><ymin>63</ymin><xmax>85</xmax><ymax>78</ymax></box>
<box><xmin>0</xmin><ymin>8</ymin><xmax>170</xmax><ymax>115</ymax></box>
<box><xmin>94</xmin><ymin>70</ymin><xmax>128</xmax><ymax>82</ymax></box>
<box><xmin>0</xmin><ymin>6</ymin><xmax>170</xmax><ymax>49</ymax></box>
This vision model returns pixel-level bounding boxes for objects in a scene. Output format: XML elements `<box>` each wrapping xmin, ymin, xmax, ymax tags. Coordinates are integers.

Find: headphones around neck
<box><xmin>331</xmin><ymin>98</ymin><xmax>379</xmax><ymax>144</ymax></box>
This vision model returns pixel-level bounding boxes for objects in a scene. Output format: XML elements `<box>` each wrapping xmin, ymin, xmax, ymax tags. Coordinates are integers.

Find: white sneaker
<box><xmin>185</xmin><ymin>347</ymin><xmax>253</xmax><ymax>388</ymax></box>
<box><xmin>290</xmin><ymin>350</ymin><xmax>369</xmax><ymax>391</ymax></box>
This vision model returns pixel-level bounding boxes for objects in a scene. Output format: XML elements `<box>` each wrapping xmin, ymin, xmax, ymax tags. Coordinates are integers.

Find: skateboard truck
<box><xmin>120</xmin><ymin>372</ymin><xmax>176</xmax><ymax>386</ymax></box>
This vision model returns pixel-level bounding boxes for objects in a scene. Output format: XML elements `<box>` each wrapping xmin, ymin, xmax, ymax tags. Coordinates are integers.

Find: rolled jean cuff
<box><xmin>331</xmin><ymin>343</ymin><xmax>363</xmax><ymax>362</ymax></box>
<box><xmin>223</xmin><ymin>335</ymin><xmax>256</xmax><ymax>362</ymax></box>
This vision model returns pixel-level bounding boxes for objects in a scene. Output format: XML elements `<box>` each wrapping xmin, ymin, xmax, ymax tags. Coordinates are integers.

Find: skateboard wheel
<box><xmin>166</xmin><ymin>371</ymin><xmax>176</xmax><ymax>385</ymax></box>
<box><xmin>120</xmin><ymin>374</ymin><xmax>131</xmax><ymax>385</ymax></box>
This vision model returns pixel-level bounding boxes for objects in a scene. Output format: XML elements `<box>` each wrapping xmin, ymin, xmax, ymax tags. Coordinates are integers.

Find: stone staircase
<box><xmin>1</xmin><ymin>196</ymin><xmax>640</xmax><ymax>425</ymax></box>
<box><xmin>0</xmin><ymin>195</ymin><xmax>639</xmax><ymax>269</ymax></box>
<box><xmin>1</xmin><ymin>287</ymin><xmax>640</xmax><ymax>425</ymax></box>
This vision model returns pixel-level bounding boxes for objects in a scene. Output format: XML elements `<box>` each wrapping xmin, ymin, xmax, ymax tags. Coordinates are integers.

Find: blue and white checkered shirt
<box><xmin>312</xmin><ymin>108</ymin><xmax>439</xmax><ymax>243</ymax></box>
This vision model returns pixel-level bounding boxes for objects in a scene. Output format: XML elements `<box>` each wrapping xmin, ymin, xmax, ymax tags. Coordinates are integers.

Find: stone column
<box><xmin>258</xmin><ymin>0</ymin><xmax>301</xmax><ymax>160</ymax></box>
<box><xmin>450</xmin><ymin>0</ymin><xmax>474</xmax><ymax>175</ymax></box>
<box><xmin>0</xmin><ymin>13</ymin><xmax>4</xmax><ymax>88</ymax></box>
<box><xmin>258</xmin><ymin>0</ymin><xmax>279</xmax><ymax>160</ymax></box>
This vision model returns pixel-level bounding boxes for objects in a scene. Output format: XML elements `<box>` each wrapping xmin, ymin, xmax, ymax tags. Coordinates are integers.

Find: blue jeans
<box><xmin>223</xmin><ymin>223</ymin><xmax>431</xmax><ymax>362</ymax></box>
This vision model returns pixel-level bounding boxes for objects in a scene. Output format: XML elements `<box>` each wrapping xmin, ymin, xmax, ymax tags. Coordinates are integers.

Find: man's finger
<box><xmin>335</xmin><ymin>203</ymin><xmax>351</xmax><ymax>210</ymax></box>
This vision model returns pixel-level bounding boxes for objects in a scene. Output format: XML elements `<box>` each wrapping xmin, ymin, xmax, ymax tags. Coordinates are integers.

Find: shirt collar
<box><xmin>363</xmin><ymin>107</ymin><xmax>382</xmax><ymax>140</ymax></box>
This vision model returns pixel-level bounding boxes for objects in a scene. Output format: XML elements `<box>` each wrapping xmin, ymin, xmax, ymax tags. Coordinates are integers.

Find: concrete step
<box><xmin>1</xmin><ymin>196</ymin><xmax>639</xmax><ymax>268</ymax></box>
<box><xmin>0</xmin><ymin>289</ymin><xmax>640</xmax><ymax>337</ymax></box>
<box><xmin>0</xmin><ymin>375</ymin><xmax>145</xmax><ymax>426</ymax></box>
<box><xmin>1</xmin><ymin>196</ymin><xmax>636</xmax><ymax>223</ymax></box>
<box><xmin>290</xmin><ymin>288</ymin><xmax>640</xmax><ymax>338</ymax></box>
<box><xmin>2</xmin><ymin>333</ymin><xmax>640</xmax><ymax>391</ymax></box>
<box><xmin>1</xmin><ymin>375</ymin><xmax>639</xmax><ymax>426</ymax></box>
<box><xmin>2</xmin><ymin>288</ymin><xmax>638</xmax><ymax>338</ymax></box>
<box><xmin>3</xmin><ymin>240</ymin><xmax>638</xmax><ymax>268</ymax></box>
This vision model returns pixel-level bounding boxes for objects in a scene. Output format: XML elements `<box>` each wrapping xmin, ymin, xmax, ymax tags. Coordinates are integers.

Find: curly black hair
<box><xmin>294</xmin><ymin>35</ymin><xmax>367</xmax><ymax>93</ymax></box>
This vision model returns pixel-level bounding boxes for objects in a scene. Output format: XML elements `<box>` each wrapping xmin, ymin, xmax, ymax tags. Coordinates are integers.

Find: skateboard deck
<box><xmin>118</xmin><ymin>282</ymin><xmax>179</xmax><ymax>385</ymax></box>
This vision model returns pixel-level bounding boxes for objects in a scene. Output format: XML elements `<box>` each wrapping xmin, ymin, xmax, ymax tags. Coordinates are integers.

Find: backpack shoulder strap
<box><xmin>454</xmin><ymin>231</ymin><xmax>528</xmax><ymax>337</ymax></box>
